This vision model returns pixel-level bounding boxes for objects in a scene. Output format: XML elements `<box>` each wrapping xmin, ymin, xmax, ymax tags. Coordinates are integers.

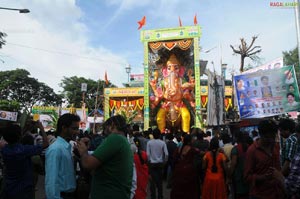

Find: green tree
<box><xmin>60</xmin><ymin>76</ymin><xmax>114</xmax><ymax>111</ymax></box>
<box><xmin>0</xmin><ymin>69</ymin><xmax>62</xmax><ymax>114</ymax></box>
<box><xmin>0</xmin><ymin>100</ymin><xmax>20</xmax><ymax>112</ymax></box>
<box><xmin>48</xmin><ymin>110</ymin><xmax>59</xmax><ymax>131</ymax></box>
<box><xmin>283</xmin><ymin>47</ymin><xmax>299</xmax><ymax>66</ymax></box>
<box><xmin>283</xmin><ymin>47</ymin><xmax>300</xmax><ymax>90</ymax></box>
<box><xmin>120</xmin><ymin>110</ymin><xmax>138</xmax><ymax>124</ymax></box>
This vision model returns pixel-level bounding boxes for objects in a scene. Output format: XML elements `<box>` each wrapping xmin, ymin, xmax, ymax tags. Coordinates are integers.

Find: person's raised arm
<box><xmin>77</xmin><ymin>138</ymin><xmax>101</xmax><ymax>170</ymax></box>
<box><xmin>37</xmin><ymin>121</ymin><xmax>49</xmax><ymax>149</ymax></box>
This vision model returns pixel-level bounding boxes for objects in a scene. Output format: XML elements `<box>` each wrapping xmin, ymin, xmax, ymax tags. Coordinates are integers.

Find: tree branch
<box><xmin>247</xmin><ymin>45</ymin><xmax>261</xmax><ymax>53</ymax></box>
<box><xmin>239</xmin><ymin>45</ymin><xmax>243</xmax><ymax>52</ymax></box>
<box><xmin>230</xmin><ymin>45</ymin><xmax>240</xmax><ymax>54</ymax></box>
<box><xmin>241</xmin><ymin>38</ymin><xmax>247</xmax><ymax>52</ymax></box>
<box><xmin>247</xmin><ymin>49</ymin><xmax>262</xmax><ymax>57</ymax></box>
<box><xmin>246</xmin><ymin>36</ymin><xmax>258</xmax><ymax>52</ymax></box>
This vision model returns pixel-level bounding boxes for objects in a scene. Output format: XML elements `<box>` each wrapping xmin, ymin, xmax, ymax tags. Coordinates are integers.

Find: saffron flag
<box><xmin>138</xmin><ymin>16</ymin><xmax>146</xmax><ymax>30</ymax></box>
<box><xmin>179</xmin><ymin>16</ymin><xmax>182</xmax><ymax>27</ymax></box>
<box><xmin>104</xmin><ymin>71</ymin><xmax>109</xmax><ymax>85</ymax></box>
<box><xmin>194</xmin><ymin>14</ymin><xmax>198</xmax><ymax>25</ymax></box>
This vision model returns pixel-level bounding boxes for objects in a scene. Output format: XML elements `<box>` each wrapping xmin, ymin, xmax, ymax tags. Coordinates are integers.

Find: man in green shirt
<box><xmin>77</xmin><ymin>115</ymin><xmax>133</xmax><ymax>199</ymax></box>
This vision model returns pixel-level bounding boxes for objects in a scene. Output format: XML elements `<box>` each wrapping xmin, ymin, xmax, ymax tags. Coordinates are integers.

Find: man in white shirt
<box><xmin>146</xmin><ymin>128</ymin><xmax>168</xmax><ymax>199</ymax></box>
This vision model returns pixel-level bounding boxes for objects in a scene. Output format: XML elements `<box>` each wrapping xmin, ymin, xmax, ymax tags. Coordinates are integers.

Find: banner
<box><xmin>104</xmin><ymin>87</ymin><xmax>144</xmax><ymax>97</ymax></box>
<box><xmin>242</xmin><ymin>57</ymin><xmax>283</xmax><ymax>74</ymax></box>
<box><xmin>140</xmin><ymin>26</ymin><xmax>201</xmax><ymax>42</ymax></box>
<box><xmin>32</xmin><ymin>106</ymin><xmax>88</xmax><ymax>131</ymax></box>
<box><xmin>234</xmin><ymin>66</ymin><xmax>300</xmax><ymax>119</ymax></box>
<box><xmin>0</xmin><ymin>110</ymin><xmax>18</xmax><ymax>122</ymax></box>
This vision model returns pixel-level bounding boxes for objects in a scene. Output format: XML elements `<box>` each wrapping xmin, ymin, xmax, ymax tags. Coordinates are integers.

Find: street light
<box><xmin>0</xmin><ymin>7</ymin><xmax>30</xmax><ymax>13</ymax></box>
<box><xmin>125</xmin><ymin>64</ymin><xmax>131</xmax><ymax>82</ymax></box>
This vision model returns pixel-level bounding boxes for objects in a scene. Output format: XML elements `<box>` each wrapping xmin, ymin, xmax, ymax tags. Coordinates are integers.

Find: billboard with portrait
<box><xmin>234</xmin><ymin>65</ymin><xmax>300</xmax><ymax>119</ymax></box>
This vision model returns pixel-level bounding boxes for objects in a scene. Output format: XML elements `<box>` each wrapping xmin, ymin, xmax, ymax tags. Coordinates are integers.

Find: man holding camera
<box><xmin>1</xmin><ymin>121</ymin><xmax>48</xmax><ymax>199</ymax></box>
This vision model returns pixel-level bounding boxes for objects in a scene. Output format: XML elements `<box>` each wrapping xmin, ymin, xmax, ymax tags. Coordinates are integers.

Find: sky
<box><xmin>0</xmin><ymin>0</ymin><xmax>297</xmax><ymax>93</ymax></box>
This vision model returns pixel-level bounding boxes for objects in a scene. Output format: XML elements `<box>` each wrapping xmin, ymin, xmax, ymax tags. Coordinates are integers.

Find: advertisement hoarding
<box><xmin>234</xmin><ymin>66</ymin><xmax>300</xmax><ymax>119</ymax></box>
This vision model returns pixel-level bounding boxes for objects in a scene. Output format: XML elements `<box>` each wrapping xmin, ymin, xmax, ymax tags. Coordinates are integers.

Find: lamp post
<box><xmin>125</xmin><ymin>64</ymin><xmax>131</xmax><ymax>82</ymax></box>
<box><xmin>0</xmin><ymin>7</ymin><xmax>30</xmax><ymax>13</ymax></box>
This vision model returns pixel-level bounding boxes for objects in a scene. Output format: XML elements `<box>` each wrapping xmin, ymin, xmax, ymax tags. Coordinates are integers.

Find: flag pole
<box><xmin>295</xmin><ymin>0</ymin><xmax>300</xmax><ymax>71</ymax></box>
<box><xmin>93</xmin><ymin>79</ymin><xmax>100</xmax><ymax>134</ymax></box>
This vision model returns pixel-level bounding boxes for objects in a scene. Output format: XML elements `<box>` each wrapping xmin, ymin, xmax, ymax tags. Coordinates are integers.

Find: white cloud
<box><xmin>104</xmin><ymin>0</ymin><xmax>152</xmax><ymax>10</ymax></box>
<box><xmin>0</xmin><ymin>0</ymin><xmax>297</xmax><ymax>95</ymax></box>
<box><xmin>0</xmin><ymin>0</ymin><xmax>128</xmax><ymax>93</ymax></box>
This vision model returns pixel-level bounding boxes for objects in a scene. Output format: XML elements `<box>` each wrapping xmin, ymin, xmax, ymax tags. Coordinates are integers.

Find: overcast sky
<box><xmin>0</xmin><ymin>0</ymin><xmax>297</xmax><ymax>92</ymax></box>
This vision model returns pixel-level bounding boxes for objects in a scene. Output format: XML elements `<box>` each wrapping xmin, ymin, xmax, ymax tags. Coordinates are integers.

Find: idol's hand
<box><xmin>167</xmin><ymin>88</ymin><xmax>176</xmax><ymax>97</ymax></box>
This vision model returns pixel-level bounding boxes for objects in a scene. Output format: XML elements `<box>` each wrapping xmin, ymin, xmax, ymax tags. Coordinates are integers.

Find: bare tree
<box><xmin>230</xmin><ymin>36</ymin><xmax>262</xmax><ymax>72</ymax></box>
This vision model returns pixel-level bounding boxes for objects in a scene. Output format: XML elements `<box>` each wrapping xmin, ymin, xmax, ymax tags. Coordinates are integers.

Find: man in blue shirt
<box><xmin>1</xmin><ymin>121</ymin><xmax>48</xmax><ymax>199</ymax></box>
<box><xmin>45</xmin><ymin>113</ymin><xmax>80</xmax><ymax>199</ymax></box>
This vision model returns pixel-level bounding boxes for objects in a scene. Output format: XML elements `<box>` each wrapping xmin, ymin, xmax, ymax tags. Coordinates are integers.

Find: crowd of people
<box><xmin>0</xmin><ymin>114</ymin><xmax>299</xmax><ymax>199</ymax></box>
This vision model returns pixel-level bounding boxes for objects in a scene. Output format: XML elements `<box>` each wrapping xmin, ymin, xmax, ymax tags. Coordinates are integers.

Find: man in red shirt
<box><xmin>244</xmin><ymin>120</ymin><xmax>285</xmax><ymax>199</ymax></box>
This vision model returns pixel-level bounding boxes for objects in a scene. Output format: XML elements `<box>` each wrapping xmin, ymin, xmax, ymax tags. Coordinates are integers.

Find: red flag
<box><xmin>137</xmin><ymin>16</ymin><xmax>146</xmax><ymax>30</ymax></box>
<box><xmin>104</xmin><ymin>71</ymin><xmax>108</xmax><ymax>85</ymax></box>
<box><xmin>179</xmin><ymin>16</ymin><xmax>182</xmax><ymax>27</ymax></box>
<box><xmin>178</xmin><ymin>17</ymin><xmax>182</xmax><ymax>27</ymax></box>
<box><xmin>194</xmin><ymin>14</ymin><xmax>198</xmax><ymax>25</ymax></box>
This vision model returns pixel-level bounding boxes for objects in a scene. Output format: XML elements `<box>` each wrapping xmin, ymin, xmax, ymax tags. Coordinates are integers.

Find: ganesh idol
<box><xmin>150</xmin><ymin>54</ymin><xmax>194</xmax><ymax>133</ymax></box>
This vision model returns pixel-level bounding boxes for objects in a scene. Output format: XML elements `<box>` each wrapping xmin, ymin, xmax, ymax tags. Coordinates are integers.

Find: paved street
<box><xmin>35</xmin><ymin>175</ymin><xmax>171</xmax><ymax>199</ymax></box>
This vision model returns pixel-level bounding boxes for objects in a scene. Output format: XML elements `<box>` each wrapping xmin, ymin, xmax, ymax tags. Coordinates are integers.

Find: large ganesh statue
<box><xmin>150</xmin><ymin>53</ymin><xmax>195</xmax><ymax>133</ymax></box>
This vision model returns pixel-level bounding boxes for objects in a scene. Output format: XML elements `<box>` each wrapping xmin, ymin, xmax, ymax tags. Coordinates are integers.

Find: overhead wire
<box><xmin>5</xmin><ymin>42</ymin><xmax>127</xmax><ymax>65</ymax></box>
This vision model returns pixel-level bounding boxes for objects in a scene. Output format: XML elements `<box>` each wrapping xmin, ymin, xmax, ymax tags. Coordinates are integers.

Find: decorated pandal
<box><xmin>103</xmin><ymin>84</ymin><xmax>233</xmax><ymax>131</ymax></box>
<box><xmin>148</xmin><ymin>39</ymin><xmax>193</xmax><ymax>51</ymax></box>
<box><xmin>103</xmin><ymin>87</ymin><xmax>145</xmax><ymax>123</ymax></box>
<box><xmin>103</xmin><ymin>26</ymin><xmax>234</xmax><ymax>133</ymax></box>
<box><xmin>109</xmin><ymin>98</ymin><xmax>144</xmax><ymax>116</ymax></box>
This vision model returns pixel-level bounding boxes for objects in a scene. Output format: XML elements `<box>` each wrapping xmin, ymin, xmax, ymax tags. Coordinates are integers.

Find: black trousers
<box><xmin>2</xmin><ymin>187</ymin><xmax>34</xmax><ymax>199</ymax></box>
<box><xmin>61</xmin><ymin>191</ymin><xmax>75</xmax><ymax>199</ymax></box>
<box><xmin>149</xmin><ymin>163</ymin><xmax>164</xmax><ymax>199</ymax></box>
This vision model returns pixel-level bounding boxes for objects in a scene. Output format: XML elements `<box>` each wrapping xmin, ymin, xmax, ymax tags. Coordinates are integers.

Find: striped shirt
<box><xmin>284</xmin><ymin>133</ymin><xmax>299</xmax><ymax>162</ymax></box>
<box><xmin>285</xmin><ymin>151</ymin><xmax>300</xmax><ymax>198</ymax></box>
